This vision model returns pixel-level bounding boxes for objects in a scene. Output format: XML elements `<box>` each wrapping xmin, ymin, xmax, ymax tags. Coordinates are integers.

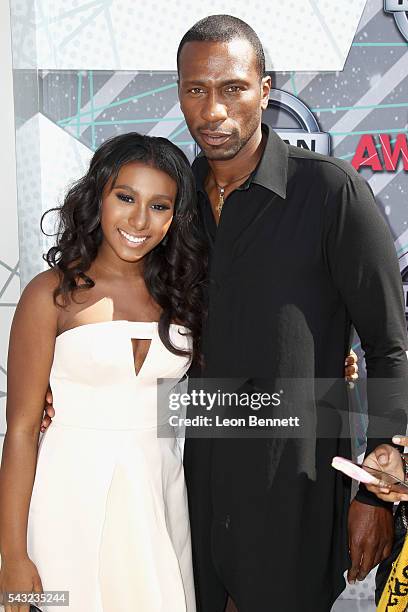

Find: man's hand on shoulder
<box><xmin>347</xmin><ymin>499</ymin><xmax>393</xmax><ymax>584</ymax></box>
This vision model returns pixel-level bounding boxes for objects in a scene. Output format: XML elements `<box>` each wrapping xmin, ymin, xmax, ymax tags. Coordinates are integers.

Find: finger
<box><xmin>364</xmin><ymin>482</ymin><xmax>383</xmax><ymax>494</ymax></box>
<box><xmin>376</xmin><ymin>478</ymin><xmax>391</xmax><ymax>489</ymax></box>
<box><xmin>45</xmin><ymin>405</ymin><xmax>55</xmax><ymax>418</ymax></box>
<box><xmin>348</xmin><ymin>545</ymin><xmax>363</xmax><ymax>584</ymax></box>
<box><xmin>382</xmin><ymin>538</ymin><xmax>393</xmax><ymax>561</ymax></box>
<box><xmin>345</xmin><ymin>351</ymin><xmax>357</xmax><ymax>363</ymax></box>
<box><xmin>40</xmin><ymin>415</ymin><xmax>51</xmax><ymax>431</ymax></box>
<box><xmin>378</xmin><ymin>485</ymin><xmax>391</xmax><ymax>494</ymax></box>
<box><xmin>357</xmin><ymin>548</ymin><xmax>376</xmax><ymax>581</ymax></box>
<box><xmin>45</xmin><ymin>389</ymin><xmax>53</xmax><ymax>404</ymax></box>
<box><xmin>372</xmin><ymin>545</ymin><xmax>385</xmax><ymax>571</ymax></box>
<box><xmin>364</xmin><ymin>484</ymin><xmax>402</xmax><ymax>502</ymax></box>
<box><xmin>378</xmin><ymin>492</ymin><xmax>403</xmax><ymax>502</ymax></box>
<box><xmin>393</xmin><ymin>436</ymin><xmax>408</xmax><ymax>447</ymax></box>
<box><xmin>374</xmin><ymin>445</ymin><xmax>394</xmax><ymax>467</ymax></box>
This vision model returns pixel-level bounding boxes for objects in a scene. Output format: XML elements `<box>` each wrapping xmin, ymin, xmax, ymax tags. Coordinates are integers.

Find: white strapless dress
<box><xmin>27</xmin><ymin>321</ymin><xmax>196</xmax><ymax>612</ymax></box>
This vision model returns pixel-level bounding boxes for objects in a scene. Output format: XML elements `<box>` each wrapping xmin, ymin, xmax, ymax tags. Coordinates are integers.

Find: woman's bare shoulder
<box><xmin>21</xmin><ymin>268</ymin><xmax>60</xmax><ymax>297</ymax></box>
<box><xmin>17</xmin><ymin>269</ymin><xmax>61</xmax><ymax>320</ymax></box>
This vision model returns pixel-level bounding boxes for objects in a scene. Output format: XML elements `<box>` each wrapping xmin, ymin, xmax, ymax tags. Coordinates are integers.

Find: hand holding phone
<box><xmin>332</xmin><ymin>456</ymin><xmax>408</xmax><ymax>494</ymax></box>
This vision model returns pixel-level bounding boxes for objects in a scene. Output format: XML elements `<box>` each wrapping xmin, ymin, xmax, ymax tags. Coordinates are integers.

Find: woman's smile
<box><xmin>118</xmin><ymin>228</ymin><xmax>150</xmax><ymax>247</ymax></box>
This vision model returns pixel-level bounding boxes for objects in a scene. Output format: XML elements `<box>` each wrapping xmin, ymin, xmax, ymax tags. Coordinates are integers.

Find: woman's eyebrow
<box><xmin>114</xmin><ymin>184</ymin><xmax>173</xmax><ymax>202</ymax></box>
<box><xmin>113</xmin><ymin>183</ymin><xmax>137</xmax><ymax>194</ymax></box>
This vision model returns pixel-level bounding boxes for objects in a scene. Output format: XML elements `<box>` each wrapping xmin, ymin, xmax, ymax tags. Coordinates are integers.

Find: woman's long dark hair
<box><xmin>42</xmin><ymin>133</ymin><xmax>208</xmax><ymax>365</ymax></box>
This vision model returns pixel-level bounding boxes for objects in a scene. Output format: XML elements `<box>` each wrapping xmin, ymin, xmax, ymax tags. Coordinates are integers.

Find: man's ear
<box><xmin>177</xmin><ymin>79</ymin><xmax>183</xmax><ymax>111</ymax></box>
<box><xmin>261</xmin><ymin>75</ymin><xmax>272</xmax><ymax>110</ymax></box>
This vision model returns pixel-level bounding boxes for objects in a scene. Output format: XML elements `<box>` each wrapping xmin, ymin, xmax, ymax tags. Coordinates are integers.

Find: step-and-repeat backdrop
<box><xmin>2</xmin><ymin>0</ymin><xmax>408</xmax><ymax>603</ymax></box>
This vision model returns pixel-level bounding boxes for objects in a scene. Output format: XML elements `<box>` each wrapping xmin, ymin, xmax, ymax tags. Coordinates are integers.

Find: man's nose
<box><xmin>201</xmin><ymin>92</ymin><xmax>228</xmax><ymax>124</ymax></box>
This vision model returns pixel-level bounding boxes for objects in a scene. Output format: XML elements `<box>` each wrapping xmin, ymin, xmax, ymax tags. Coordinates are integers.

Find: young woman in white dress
<box><xmin>0</xmin><ymin>133</ymin><xmax>207</xmax><ymax>612</ymax></box>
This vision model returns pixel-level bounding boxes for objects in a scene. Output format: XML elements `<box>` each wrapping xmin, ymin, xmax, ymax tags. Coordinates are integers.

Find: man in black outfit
<box><xmin>178</xmin><ymin>14</ymin><xmax>408</xmax><ymax>612</ymax></box>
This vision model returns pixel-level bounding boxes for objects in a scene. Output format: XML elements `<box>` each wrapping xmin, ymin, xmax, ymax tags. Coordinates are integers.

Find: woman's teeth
<box><xmin>119</xmin><ymin>229</ymin><xmax>148</xmax><ymax>244</ymax></box>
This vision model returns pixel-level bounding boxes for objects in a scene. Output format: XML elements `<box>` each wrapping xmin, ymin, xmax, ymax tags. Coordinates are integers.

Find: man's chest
<box><xmin>202</xmin><ymin>187</ymin><xmax>330</xmax><ymax>293</ymax></box>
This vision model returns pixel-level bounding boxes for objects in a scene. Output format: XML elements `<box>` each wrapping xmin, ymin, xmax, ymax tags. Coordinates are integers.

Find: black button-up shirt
<box><xmin>192</xmin><ymin>123</ymin><xmax>407</xmax><ymax>392</ymax></box>
<box><xmin>185</xmin><ymin>124</ymin><xmax>408</xmax><ymax>610</ymax></box>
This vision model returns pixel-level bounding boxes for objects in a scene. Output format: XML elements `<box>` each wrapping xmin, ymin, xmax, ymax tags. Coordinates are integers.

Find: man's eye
<box><xmin>225</xmin><ymin>85</ymin><xmax>242</xmax><ymax>93</ymax></box>
<box><xmin>117</xmin><ymin>193</ymin><xmax>133</xmax><ymax>204</ymax></box>
<box><xmin>151</xmin><ymin>203</ymin><xmax>171</xmax><ymax>211</ymax></box>
<box><xmin>189</xmin><ymin>88</ymin><xmax>204</xmax><ymax>95</ymax></box>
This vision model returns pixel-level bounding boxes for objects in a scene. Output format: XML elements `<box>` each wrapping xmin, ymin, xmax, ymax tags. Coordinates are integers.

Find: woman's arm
<box><xmin>0</xmin><ymin>271</ymin><xmax>58</xmax><ymax>589</ymax></box>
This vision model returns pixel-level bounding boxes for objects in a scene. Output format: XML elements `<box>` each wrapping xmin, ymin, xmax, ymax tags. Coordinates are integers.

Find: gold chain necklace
<box><xmin>213</xmin><ymin>169</ymin><xmax>256</xmax><ymax>215</ymax></box>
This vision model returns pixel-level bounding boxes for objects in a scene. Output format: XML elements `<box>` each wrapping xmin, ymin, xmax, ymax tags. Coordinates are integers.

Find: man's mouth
<box><xmin>199</xmin><ymin>131</ymin><xmax>232</xmax><ymax>147</ymax></box>
<box><xmin>118</xmin><ymin>228</ymin><xmax>149</xmax><ymax>246</ymax></box>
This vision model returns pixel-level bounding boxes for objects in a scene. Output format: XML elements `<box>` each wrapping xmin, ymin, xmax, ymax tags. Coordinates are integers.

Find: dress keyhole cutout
<box><xmin>131</xmin><ymin>338</ymin><xmax>152</xmax><ymax>376</ymax></box>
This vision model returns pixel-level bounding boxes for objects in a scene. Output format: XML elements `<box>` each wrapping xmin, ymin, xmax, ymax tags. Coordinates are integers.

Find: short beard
<box><xmin>204</xmin><ymin>141</ymin><xmax>242</xmax><ymax>161</ymax></box>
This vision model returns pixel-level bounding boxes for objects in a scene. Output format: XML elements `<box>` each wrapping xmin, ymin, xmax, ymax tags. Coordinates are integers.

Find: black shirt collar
<box><xmin>192</xmin><ymin>123</ymin><xmax>288</xmax><ymax>200</ymax></box>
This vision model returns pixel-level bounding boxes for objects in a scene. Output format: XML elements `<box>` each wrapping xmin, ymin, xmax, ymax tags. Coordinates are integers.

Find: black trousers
<box><xmin>184</xmin><ymin>436</ymin><xmax>349</xmax><ymax>612</ymax></box>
